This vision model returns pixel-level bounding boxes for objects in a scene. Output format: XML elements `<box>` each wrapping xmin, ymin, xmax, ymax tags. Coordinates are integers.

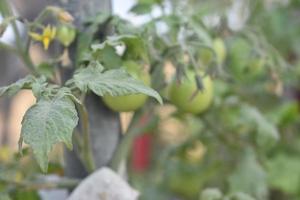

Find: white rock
<box><xmin>67</xmin><ymin>167</ymin><xmax>139</xmax><ymax>200</ymax></box>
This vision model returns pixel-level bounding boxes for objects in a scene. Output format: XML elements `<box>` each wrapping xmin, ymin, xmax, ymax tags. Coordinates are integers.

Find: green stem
<box><xmin>76</xmin><ymin>101</ymin><xmax>96</xmax><ymax>172</ymax></box>
<box><xmin>110</xmin><ymin>111</ymin><xmax>158</xmax><ymax>171</ymax></box>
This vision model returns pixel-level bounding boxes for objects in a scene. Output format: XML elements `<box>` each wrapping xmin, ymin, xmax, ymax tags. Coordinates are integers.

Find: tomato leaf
<box><xmin>91</xmin><ymin>35</ymin><xmax>148</xmax><ymax>62</ymax></box>
<box><xmin>240</xmin><ymin>105</ymin><xmax>279</xmax><ymax>148</ymax></box>
<box><xmin>21</xmin><ymin>95</ymin><xmax>78</xmax><ymax>172</ymax></box>
<box><xmin>228</xmin><ymin>148</ymin><xmax>268</xmax><ymax>200</ymax></box>
<box><xmin>266</xmin><ymin>153</ymin><xmax>300</xmax><ymax>195</ymax></box>
<box><xmin>71</xmin><ymin>61</ymin><xmax>162</xmax><ymax>104</ymax></box>
<box><xmin>0</xmin><ymin>75</ymin><xmax>35</xmax><ymax>97</ymax></box>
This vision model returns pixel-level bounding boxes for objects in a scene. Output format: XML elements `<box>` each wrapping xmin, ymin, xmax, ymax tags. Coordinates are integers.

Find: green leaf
<box><xmin>72</xmin><ymin>62</ymin><xmax>162</xmax><ymax>104</ymax></box>
<box><xmin>96</xmin><ymin>46</ymin><xmax>123</xmax><ymax>69</ymax></box>
<box><xmin>37</xmin><ymin>62</ymin><xmax>55</xmax><ymax>79</ymax></box>
<box><xmin>21</xmin><ymin>96</ymin><xmax>78</xmax><ymax>172</ymax></box>
<box><xmin>228</xmin><ymin>148</ymin><xmax>268</xmax><ymax>200</ymax></box>
<box><xmin>76</xmin><ymin>12</ymin><xmax>111</xmax><ymax>65</ymax></box>
<box><xmin>240</xmin><ymin>105</ymin><xmax>279</xmax><ymax>148</ymax></box>
<box><xmin>0</xmin><ymin>75</ymin><xmax>35</xmax><ymax>97</ymax></box>
<box><xmin>200</xmin><ymin>188</ymin><xmax>223</xmax><ymax>200</ymax></box>
<box><xmin>130</xmin><ymin>3</ymin><xmax>153</xmax><ymax>15</ymax></box>
<box><xmin>91</xmin><ymin>35</ymin><xmax>148</xmax><ymax>62</ymax></box>
<box><xmin>266</xmin><ymin>153</ymin><xmax>300</xmax><ymax>194</ymax></box>
<box><xmin>267</xmin><ymin>101</ymin><xmax>299</xmax><ymax>127</ymax></box>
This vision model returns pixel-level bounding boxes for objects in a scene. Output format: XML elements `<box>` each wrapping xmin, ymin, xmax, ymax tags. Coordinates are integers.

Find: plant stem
<box><xmin>76</xmin><ymin>101</ymin><xmax>96</xmax><ymax>172</ymax></box>
<box><xmin>110</xmin><ymin>111</ymin><xmax>158</xmax><ymax>171</ymax></box>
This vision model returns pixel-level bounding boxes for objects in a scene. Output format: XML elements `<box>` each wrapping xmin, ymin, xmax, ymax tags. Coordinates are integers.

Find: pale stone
<box><xmin>68</xmin><ymin>167</ymin><xmax>139</xmax><ymax>200</ymax></box>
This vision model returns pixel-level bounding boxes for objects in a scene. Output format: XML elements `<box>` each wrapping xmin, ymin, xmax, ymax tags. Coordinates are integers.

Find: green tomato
<box><xmin>56</xmin><ymin>25</ymin><xmax>76</xmax><ymax>47</ymax></box>
<box><xmin>229</xmin><ymin>37</ymin><xmax>266</xmax><ymax>81</ymax></box>
<box><xmin>229</xmin><ymin>38</ymin><xmax>252</xmax><ymax>75</ymax></box>
<box><xmin>165</xmin><ymin>159</ymin><xmax>203</xmax><ymax>199</ymax></box>
<box><xmin>198</xmin><ymin>38</ymin><xmax>226</xmax><ymax>66</ymax></box>
<box><xmin>213</xmin><ymin>37</ymin><xmax>227</xmax><ymax>64</ymax></box>
<box><xmin>245</xmin><ymin>58</ymin><xmax>266</xmax><ymax>79</ymax></box>
<box><xmin>102</xmin><ymin>61</ymin><xmax>151</xmax><ymax>112</ymax></box>
<box><xmin>169</xmin><ymin>70</ymin><xmax>213</xmax><ymax>114</ymax></box>
<box><xmin>199</xmin><ymin>48</ymin><xmax>213</xmax><ymax>66</ymax></box>
<box><xmin>229</xmin><ymin>38</ymin><xmax>253</xmax><ymax>80</ymax></box>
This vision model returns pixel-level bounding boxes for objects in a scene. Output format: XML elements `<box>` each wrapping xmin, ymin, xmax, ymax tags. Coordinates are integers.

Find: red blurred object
<box><xmin>131</xmin><ymin>133</ymin><xmax>152</xmax><ymax>172</ymax></box>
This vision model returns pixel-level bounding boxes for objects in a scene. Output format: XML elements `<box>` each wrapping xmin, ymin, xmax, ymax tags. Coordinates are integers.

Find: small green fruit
<box><xmin>169</xmin><ymin>70</ymin><xmax>213</xmax><ymax>114</ymax></box>
<box><xmin>56</xmin><ymin>25</ymin><xmax>76</xmax><ymax>47</ymax></box>
<box><xmin>103</xmin><ymin>61</ymin><xmax>151</xmax><ymax>112</ymax></box>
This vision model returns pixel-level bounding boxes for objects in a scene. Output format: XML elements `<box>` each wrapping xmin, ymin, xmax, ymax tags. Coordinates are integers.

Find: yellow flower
<box><xmin>29</xmin><ymin>25</ymin><xmax>56</xmax><ymax>50</ymax></box>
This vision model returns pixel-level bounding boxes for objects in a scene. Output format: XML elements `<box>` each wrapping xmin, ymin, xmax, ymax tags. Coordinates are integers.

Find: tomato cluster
<box><xmin>102</xmin><ymin>39</ymin><xmax>226</xmax><ymax>114</ymax></box>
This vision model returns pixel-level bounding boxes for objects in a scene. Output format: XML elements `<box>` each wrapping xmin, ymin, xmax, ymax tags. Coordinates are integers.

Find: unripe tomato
<box><xmin>56</xmin><ymin>25</ymin><xmax>76</xmax><ymax>47</ymax></box>
<box><xmin>198</xmin><ymin>38</ymin><xmax>226</xmax><ymax>65</ymax></box>
<box><xmin>103</xmin><ymin>61</ymin><xmax>151</xmax><ymax>112</ymax></box>
<box><xmin>169</xmin><ymin>70</ymin><xmax>213</xmax><ymax>114</ymax></box>
<box><xmin>229</xmin><ymin>37</ymin><xmax>266</xmax><ymax>81</ymax></box>
<box><xmin>246</xmin><ymin>58</ymin><xmax>266</xmax><ymax>79</ymax></box>
<box><xmin>199</xmin><ymin>48</ymin><xmax>213</xmax><ymax>66</ymax></box>
<box><xmin>165</xmin><ymin>159</ymin><xmax>203</xmax><ymax>199</ymax></box>
<box><xmin>213</xmin><ymin>38</ymin><xmax>226</xmax><ymax>64</ymax></box>
<box><xmin>229</xmin><ymin>38</ymin><xmax>252</xmax><ymax>77</ymax></box>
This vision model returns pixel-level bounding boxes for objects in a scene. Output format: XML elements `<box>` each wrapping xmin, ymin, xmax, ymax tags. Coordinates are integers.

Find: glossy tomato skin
<box><xmin>103</xmin><ymin>61</ymin><xmax>151</xmax><ymax>112</ymax></box>
<box><xmin>169</xmin><ymin>70</ymin><xmax>213</xmax><ymax>114</ymax></box>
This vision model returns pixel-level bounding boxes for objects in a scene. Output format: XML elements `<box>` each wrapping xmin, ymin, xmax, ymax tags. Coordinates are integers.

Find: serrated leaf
<box><xmin>0</xmin><ymin>75</ymin><xmax>35</xmax><ymax>97</ymax></box>
<box><xmin>72</xmin><ymin>63</ymin><xmax>162</xmax><ymax>104</ymax></box>
<box><xmin>228</xmin><ymin>148</ymin><xmax>268</xmax><ymax>200</ymax></box>
<box><xmin>21</xmin><ymin>96</ymin><xmax>78</xmax><ymax>172</ymax></box>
